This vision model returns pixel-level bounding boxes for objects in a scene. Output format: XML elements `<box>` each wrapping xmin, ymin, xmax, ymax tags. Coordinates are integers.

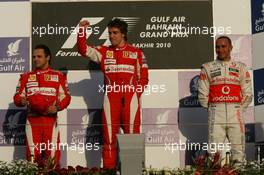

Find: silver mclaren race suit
<box><xmin>198</xmin><ymin>59</ymin><xmax>252</xmax><ymax>162</ymax></box>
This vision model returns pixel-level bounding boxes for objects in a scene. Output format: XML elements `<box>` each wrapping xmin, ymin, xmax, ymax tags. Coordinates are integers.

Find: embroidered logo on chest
<box><xmin>123</xmin><ymin>51</ymin><xmax>137</xmax><ymax>59</ymax></box>
<box><xmin>106</xmin><ymin>50</ymin><xmax>114</xmax><ymax>59</ymax></box>
<box><xmin>28</xmin><ymin>74</ymin><xmax>36</xmax><ymax>81</ymax></box>
<box><xmin>44</xmin><ymin>74</ymin><xmax>58</xmax><ymax>82</ymax></box>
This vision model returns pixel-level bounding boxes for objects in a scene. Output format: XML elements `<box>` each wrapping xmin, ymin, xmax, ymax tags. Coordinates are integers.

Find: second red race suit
<box><xmin>13</xmin><ymin>67</ymin><xmax>71</xmax><ymax>165</ymax></box>
<box><xmin>77</xmin><ymin>29</ymin><xmax>148</xmax><ymax>169</ymax></box>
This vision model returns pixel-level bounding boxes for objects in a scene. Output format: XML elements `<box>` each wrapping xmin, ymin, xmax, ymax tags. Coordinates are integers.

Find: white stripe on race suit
<box><xmin>26</xmin><ymin>119</ymin><xmax>35</xmax><ymax>156</ymax></box>
<box><xmin>58</xmin><ymin>85</ymin><xmax>65</xmax><ymax>101</ymax></box>
<box><xmin>142</xmin><ymin>64</ymin><xmax>148</xmax><ymax>68</ymax></box>
<box><xmin>103</xmin><ymin>94</ymin><xmax>112</xmax><ymax>144</ymax></box>
<box><xmin>86</xmin><ymin>46</ymin><xmax>102</xmax><ymax>63</ymax></box>
<box><xmin>130</xmin><ymin>92</ymin><xmax>139</xmax><ymax>133</ymax></box>
<box><xmin>51</xmin><ymin>122</ymin><xmax>59</xmax><ymax>157</ymax></box>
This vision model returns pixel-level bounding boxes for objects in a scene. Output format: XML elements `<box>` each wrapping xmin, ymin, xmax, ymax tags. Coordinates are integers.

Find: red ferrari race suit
<box><xmin>77</xmin><ymin>29</ymin><xmax>149</xmax><ymax>169</ymax></box>
<box><xmin>198</xmin><ymin>59</ymin><xmax>252</xmax><ymax>162</ymax></box>
<box><xmin>13</xmin><ymin>67</ymin><xmax>71</xmax><ymax>165</ymax></box>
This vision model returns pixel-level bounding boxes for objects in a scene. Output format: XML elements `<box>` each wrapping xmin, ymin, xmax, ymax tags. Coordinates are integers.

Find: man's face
<box><xmin>33</xmin><ymin>48</ymin><xmax>49</xmax><ymax>69</ymax></box>
<box><xmin>108</xmin><ymin>27</ymin><xmax>125</xmax><ymax>47</ymax></box>
<box><xmin>215</xmin><ymin>38</ymin><xmax>232</xmax><ymax>61</ymax></box>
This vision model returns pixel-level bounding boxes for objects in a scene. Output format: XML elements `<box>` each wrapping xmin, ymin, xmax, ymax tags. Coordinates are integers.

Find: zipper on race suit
<box><xmin>224</xmin><ymin>62</ymin><xmax>228</xmax><ymax>132</ymax></box>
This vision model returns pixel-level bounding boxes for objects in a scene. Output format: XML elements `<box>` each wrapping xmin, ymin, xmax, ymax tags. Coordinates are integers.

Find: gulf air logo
<box><xmin>156</xmin><ymin>110</ymin><xmax>171</xmax><ymax>128</ymax></box>
<box><xmin>7</xmin><ymin>39</ymin><xmax>22</xmax><ymax>57</ymax></box>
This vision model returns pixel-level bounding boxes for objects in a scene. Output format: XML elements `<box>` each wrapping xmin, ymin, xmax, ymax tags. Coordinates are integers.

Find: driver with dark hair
<box><xmin>13</xmin><ymin>44</ymin><xmax>71</xmax><ymax>167</ymax></box>
<box><xmin>77</xmin><ymin>18</ymin><xmax>149</xmax><ymax>169</ymax></box>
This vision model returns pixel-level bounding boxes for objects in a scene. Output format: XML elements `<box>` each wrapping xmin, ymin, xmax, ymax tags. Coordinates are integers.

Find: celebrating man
<box><xmin>198</xmin><ymin>36</ymin><xmax>253</xmax><ymax>163</ymax></box>
<box><xmin>13</xmin><ymin>44</ymin><xmax>71</xmax><ymax>166</ymax></box>
<box><xmin>77</xmin><ymin>18</ymin><xmax>148</xmax><ymax>169</ymax></box>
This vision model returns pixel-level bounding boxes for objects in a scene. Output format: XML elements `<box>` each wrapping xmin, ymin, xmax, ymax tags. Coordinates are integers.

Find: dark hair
<box><xmin>107</xmin><ymin>18</ymin><xmax>128</xmax><ymax>41</ymax></box>
<box><xmin>216</xmin><ymin>36</ymin><xmax>232</xmax><ymax>46</ymax></box>
<box><xmin>34</xmin><ymin>44</ymin><xmax>52</xmax><ymax>64</ymax></box>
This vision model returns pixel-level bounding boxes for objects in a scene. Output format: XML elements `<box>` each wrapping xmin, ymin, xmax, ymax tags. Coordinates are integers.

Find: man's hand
<box><xmin>21</xmin><ymin>97</ymin><xmax>28</xmax><ymax>106</ymax></box>
<box><xmin>79</xmin><ymin>20</ymin><xmax>89</xmax><ymax>30</ymax></box>
<box><xmin>47</xmin><ymin>105</ymin><xmax>57</xmax><ymax>115</ymax></box>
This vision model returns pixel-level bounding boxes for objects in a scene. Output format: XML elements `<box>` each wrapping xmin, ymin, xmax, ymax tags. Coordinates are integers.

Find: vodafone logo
<box><xmin>212</xmin><ymin>95</ymin><xmax>239</xmax><ymax>102</ymax></box>
<box><xmin>221</xmin><ymin>86</ymin><xmax>230</xmax><ymax>95</ymax></box>
<box><xmin>210</xmin><ymin>85</ymin><xmax>241</xmax><ymax>103</ymax></box>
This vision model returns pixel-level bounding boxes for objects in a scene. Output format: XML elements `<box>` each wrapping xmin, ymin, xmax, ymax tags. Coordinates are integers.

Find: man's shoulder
<box><xmin>126</xmin><ymin>44</ymin><xmax>142</xmax><ymax>52</ymax></box>
<box><xmin>201</xmin><ymin>60</ymin><xmax>217</xmax><ymax>68</ymax></box>
<box><xmin>97</xmin><ymin>45</ymin><xmax>108</xmax><ymax>49</ymax></box>
<box><xmin>48</xmin><ymin>69</ymin><xmax>66</xmax><ymax>77</ymax></box>
<box><xmin>231</xmin><ymin>60</ymin><xmax>247</xmax><ymax>68</ymax></box>
<box><xmin>94</xmin><ymin>45</ymin><xmax>109</xmax><ymax>53</ymax></box>
<box><xmin>18</xmin><ymin>71</ymin><xmax>36</xmax><ymax>82</ymax></box>
<box><xmin>20</xmin><ymin>71</ymin><xmax>34</xmax><ymax>77</ymax></box>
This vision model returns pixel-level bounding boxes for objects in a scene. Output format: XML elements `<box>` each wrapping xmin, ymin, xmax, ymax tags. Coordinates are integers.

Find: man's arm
<box><xmin>77</xmin><ymin>20</ymin><xmax>103</xmax><ymax>63</ymax></box>
<box><xmin>56</xmin><ymin>73</ymin><xmax>71</xmax><ymax>111</ymax></box>
<box><xmin>48</xmin><ymin>73</ymin><xmax>71</xmax><ymax>114</ymax></box>
<box><xmin>13</xmin><ymin>74</ymin><xmax>28</xmax><ymax>107</ymax></box>
<box><xmin>137</xmin><ymin>50</ymin><xmax>149</xmax><ymax>96</ymax></box>
<box><xmin>198</xmin><ymin>65</ymin><xmax>210</xmax><ymax>108</ymax></box>
<box><xmin>240</xmin><ymin>64</ymin><xmax>253</xmax><ymax>109</ymax></box>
